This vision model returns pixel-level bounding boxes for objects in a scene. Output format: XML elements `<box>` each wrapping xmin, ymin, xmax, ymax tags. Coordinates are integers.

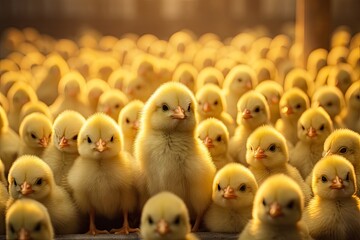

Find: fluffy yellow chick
<box><xmin>86</xmin><ymin>78</ymin><xmax>110</xmax><ymax>114</ymax></box>
<box><xmin>18</xmin><ymin>113</ymin><xmax>52</xmax><ymax>157</ymax></box>
<box><xmin>42</xmin><ymin>110</ymin><xmax>85</xmax><ymax>189</ymax></box>
<box><xmin>172</xmin><ymin>63</ymin><xmax>198</xmax><ymax>93</ymax></box>
<box><xmin>134</xmin><ymin>82</ymin><xmax>216</xmax><ymax>231</ymax></box>
<box><xmin>108</xmin><ymin>68</ymin><xmax>128</xmax><ymax>91</ymax></box>
<box><xmin>327</xmin><ymin>46</ymin><xmax>349</xmax><ymax>66</ymax></box>
<box><xmin>307</xmin><ymin>48</ymin><xmax>328</xmax><ymax>79</ymax></box>
<box><xmin>348</xmin><ymin>47</ymin><xmax>360</xmax><ymax>80</ymax></box>
<box><xmin>0</xmin><ymin>159</ymin><xmax>8</xmax><ymax>235</ymax></box>
<box><xmin>195</xmin><ymin>84</ymin><xmax>235</xmax><ymax>136</ymax></box>
<box><xmin>327</xmin><ymin>63</ymin><xmax>354</xmax><ymax>95</ymax></box>
<box><xmin>303</xmin><ymin>155</ymin><xmax>360</xmax><ymax>240</ymax></box>
<box><xmin>204</xmin><ymin>163</ymin><xmax>257</xmax><ymax>232</ymax></box>
<box><xmin>255</xmin><ymin>80</ymin><xmax>283</xmax><ymax>125</ymax></box>
<box><xmin>197</xmin><ymin>118</ymin><xmax>233</xmax><ymax>170</ymax></box>
<box><xmin>50</xmin><ymin>71</ymin><xmax>91</xmax><ymax>118</ymax></box>
<box><xmin>118</xmin><ymin>100</ymin><xmax>144</xmax><ymax>154</ymax></box>
<box><xmin>6</xmin><ymin>198</ymin><xmax>54</xmax><ymax>240</ymax></box>
<box><xmin>7</xmin><ymin>155</ymin><xmax>79</xmax><ymax>234</ymax></box>
<box><xmin>229</xmin><ymin>91</ymin><xmax>270</xmax><ymax>165</ymax></box>
<box><xmin>140</xmin><ymin>191</ymin><xmax>199</xmax><ymax>240</ymax></box>
<box><xmin>97</xmin><ymin>89</ymin><xmax>129</xmax><ymax>121</ymax></box>
<box><xmin>275</xmin><ymin>88</ymin><xmax>310</xmax><ymax>146</ymax></box>
<box><xmin>67</xmin><ymin>113</ymin><xmax>137</xmax><ymax>235</ymax></box>
<box><xmin>89</xmin><ymin>57</ymin><xmax>119</xmax><ymax>81</ymax></box>
<box><xmin>251</xmin><ymin>59</ymin><xmax>277</xmax><ymax>83</ymax></box>
<box><xmin>19</xmin><ymin>101</ymin><xmax>53</xmax><ymax>124</ymax></box>
<box><xmin>0</xmin><ymin>106</ymin><xmax>20</xmax><ymax>176</ymax></box>
<box><xmin>238</xmin><ymin>174</ymin><xmax>311</xmax><ymax>240</ymax></box>
<box><xmin>196</xmin><ymin>67</ymin><xmax>224</xmax><ymax>91</ymax></box>
<box><xmin>284</xmin><ymin>68</ymin><xmax>314</xmax><ymax>97</ymax></box>
<box><xmin>124</xmin><ymin>73</ymin><xmax>153</xmax><ymax>102</ymax></box>
<box><xmin>290</xmin><ymin>107</ymin><xmax>333</xmax><ymax>179</ymax></box>
<box><xmin>223</xmin><ymin>65</ymin><xmax>257</xmax><ymax>120</ymax></box>
<box><xmin>214</xmin><ymin>58</ymin><xmax>237</xmax><ymax>78</ymax></box>
<box><xmin>340</xmin><ymin>80</ymin><xmax>360</xmax><ymax>133</ymax></box>
<box><xmin>246</xmin><ymin>125</ymin><xmax>312</xmax><ymax>200</ymax></box>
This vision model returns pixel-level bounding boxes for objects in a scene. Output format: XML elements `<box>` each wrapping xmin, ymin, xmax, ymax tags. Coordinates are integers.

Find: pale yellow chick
<box><xmin>284</xmin><ymin>68</ymin><xmax>314</xmax><ymax>97</ymax></box>
<box><xmin>124</xmin><ymin>73</ymin><xmax>153</xmax><ymax>102</ymax></box>
<box><xmin>340</xmin><ymin>80</ymin><xmax>360</xmax><ymax>133</ymax></box>
<box><xmin>196</xmin><ymin>67</ymin><xmax>224</xmax><ymax>91</ymax></box>
<box><xmin>97</xmin><ymin>89</ymin><xmax>129</xmax><ymax>121</ymax></box>
<box><xmin>307</xmin><ymin>48</ymin><xmax>327</xmax><ymax>80</ymax></box>
<box><xmin>251</xmin><ymin>59</ymin><xmax>277</xmax><ymax>83</ymax></box>
<box><xmin>86</xmin><ymin>78</ymin><xmax>110</xmax><ymax>114</ymax></box>
<box><xmin>19</xmin><ymin>101</ymin><xmax>53</xmax><ymax>124</ymax></box>
<box><xmin>327</xmin><ymin>63</ymin><xmax>354</xmax><ymax>95</ymax></box>
<box><xmin>172</xmin><ymin>63</ymin><xmax>198</xmax><ymax>93</ymax></box>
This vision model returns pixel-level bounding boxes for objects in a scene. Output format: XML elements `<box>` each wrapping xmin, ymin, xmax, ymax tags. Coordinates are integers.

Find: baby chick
<box><xmin>238</xmin><ymin>174</ymin><xmax>311</xmax><ymax>240</ymax></box>
<box><xmin>18</xmin><ymin>113</ymin><xmax>52</xmax><ymax>157</ymax></box>
<box><xmin>284</xmin><ymin>68</ymin><xmax>314</xmax><ymax>97</ymax></box>
<box><xmin>67</xmin><ymin>113</ymin><xmax>137</xmax><ymax>235</ymax></box>
<box><xmin>340</xmin><ymin>80</ymin><xmax>360</xmax><ymax>133</ymax></box>
<box><xmin>134</xmin><ymin>82</ymin><xmax>216</xmax><ymax>231</ymax></box>
<box><xmin>229</xmin><ymin>91</ymin><xmax>270</xmax><ymax>165</ymax></box>
<box><xmin>303</xmin><ymin>155</ymin><xmax>360</xmax><ymax>240</ymax></box>
<box><xmin>172</xmin><ymin>63</ymin><xmax>198</xmax><ymax>93</ymax></box>
<box><xmin>118</xmin><ymin>100</ymin><xmax>144</xmax><ymax>155</ymax></box>
<box><xmin>124</xmin><ymin>73</ymin><xmax>153</xmax><ymax>102</ymax></box>
<box><xmin>251</xmin><ymin>59</ymin><xmax>277</xmax><ymax>83</ymax></box>
<box><xmin>307</xmin><ymin>48</ymin><xmax>328</xmax><ymax>79</ymax></box>
<box><xmin>223</xmin><ymin>65</ymin><xmax>257</xmax><ymax>120</ymax></box>
<box><xmin>97</xmin><ymin>89</ymin><xmax>129</xmax><ymax>121</ymax></box>
<box><xmin>290</xmin><ymin>107</ymin><xmax>333</xmax><ymax>179</ymax></box>
<box><xmin>140</xmin><ymin>191</ymin><xmax>199</xmax><ymax>240</ymax></box>
<box><xmin>275</xmin><ymin>88</ymin><xmax>310</xmax><ymax>146</ymax></box>
<box><xmin>7</xmin><ymin>155</ymin><xmax>79</xmax><ymax>234</ymax></box>
<box><xmin>204</xmin><ymin>163</ymin><xmax>257</xmax><ymax>232</ymax></box>
<box><xmin>197</xmin><ymin>118</ymin><xmax>233</xmax><ymax>170</ymax></box>
<box><xmin>6</xmin><ymin>198</ymin><xmax>54</xmax><ymax>240</ymax></box>
<box><xmin>42</xmin><ymin>110</ymin><xmax>85</xmax><ymax>189</ymax></box>
<box><xmin>195</xmin><ymin>84</ymin><xmax>235</xmax><ymax>136</ymax></box>
<box><xmin>0</xmin><ymin>159</ymin><xmax>8</xmax><ymax>235</ymax></box>
<box><xmin>19</xmin><ymin>101</ymin><xmax>53</xmax><ymax>124</ymax></box>
<box><xmin>86</xmin><ymin>78</ymin><xmax>110</xmax><ymax>114</ymax></box>
<box><xmin>196</xmin><ymin>67</ymin><xmax>224</xmax><ymax>91</ymax></box>
<box><xmin>327</xmin><ymin>63</ymin><xmax>354</xmax><ymax>95</ymax></box>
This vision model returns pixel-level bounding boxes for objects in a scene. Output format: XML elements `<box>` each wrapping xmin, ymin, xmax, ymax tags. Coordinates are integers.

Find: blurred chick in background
<box><xmin>97</xmin><ymin>89</ymin><xmax>129</xmax><ymax>121</ymax></box>
<box><xmin>0</xmin><ymin>160</ymin><xmax>7</xmax><ymax>235</ymax></box>
<box><xmin>340</xmin><ymin>80</ymin><xmax>360</xmax><ymax>133</ymax></box>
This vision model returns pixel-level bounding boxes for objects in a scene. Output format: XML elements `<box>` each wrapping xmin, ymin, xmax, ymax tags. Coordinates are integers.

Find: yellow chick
<box><xmin>6</xmin><ymin>198</ymin><xmax>54</xmax><ymax>240</ymax></box>
<box><xmin>340</xmin><ymin>80</ymin><xmax>360</xmax><ymax>133</ymax></box>
<box><xmin>275</xmin><ymin>88</ymin><xmax>310</xmax><ymax>146</ymax></box>
<box><xmin>67</xmin><ymin>113</ymin><xmax>137</xmax><ymax>235</ymax></box>
<box><xmin>108</xmin><ymin>68</ymin><xmax>128</xmax><ymax>91</ymax></box>
<box><xmin>303</xmin><ymin>155</ymin><xmax>360</xmax><ymax>240</ymax></box>
<box><xmin>290</xmin><ymin>107</ymin><xmax>333</xmax><ymax>179</ymax></box>
<box><xmin>323</xmin><ymin>129</ymin><xmax>360</xmax><ymax>196</ymax></box>
<box><xmin>140</xmin><ymin>191</ymin><xmax>199</xmax><ymax>240</ymax></box>
<box><xmin>196</xmin><ymin>67</ymin><xmax>224</xmax><ymax>91</ymax></box>
<box><xmin>255</xmin><ymin>80</ymin><xmax>283</xmax><ymax>125</ymax></box>
<box><xmin>0</xmin><ymin>93</ymin><xmax>9</xmax><ymax>113</ymax></box>
<box><xmin>0</xmin><ymin>106</ymin><xmax>20</xmax><ymax>176</ymax></box>
<box><xmin>0</xmin><ymin>159</ymin><xmax>6</xmax><ymax>185</ymax></box>
<box><xmin>195</xmin><ymin>84</ymin><xmax>235</xmax><ymax>136</ymax></box>
<box><xmin>124</xmin><ymin>73</ymin><xmax>153</xmax><ymax>102</ymax></box>
<box><xmin>307</xmin><ymin>48</ymin><xmax>328</xmax><ymax>79</ymax></box>
<box><xmin>197</xmin><ymin>118</ymin><xmax>233</xmax><ymax>170</ymax></box>
<box><xmin>89</xmin><ymin>57</ymin><xmax>119</xmax><ymax>81</ymax></box>
<box><xmin>284</xmin><ymin>68</ymin><xmax>314</xmax><ymax>97</ymax></box>
<box><xmin>172</xmin><ymin>63</ymin><xmax>198</xmax><ymax>93</ymax></box>
<box><xmin>327</xmin><ymin>63</ymin><xmax>354</xmax><ymax>95</ymax></box>
<box><xmin>86</xmin><ymin>78</ymin><xmax>110</xmax><ymax>114</ymax></box>
<box><xmin>204</xmin><ymin>163</ymin><xmax>257</xmax><ymax>232</ymax></box>
<box><xmin>7</xmin><ymin>155</ymin><xmax>79</xmax><ymax>234</ymax></box>
<box><xmin>118</xmin><ymin>100</ymin><xmax>144</xmax><ymax>155</ymax></box>
<box><xmin>18</xmin><ymin>113</ymin><xmax>52</xmax><ymax>158</ymax></box>
<box><xmin>229</xmin><ymin>91</ymin><xmax>270</xmax><ymax>165</ymax></box>
<box><xmin>134</xmin><ymin>82</ymin><xmax>216</xmax><ymax>231</ymax></box>
<box><xmin>223</xmin><ymin>65</ymin><xmax>257</xmax><ymax>120</ymax></box>
<box><xmin>214</xmin><ymin>58</ymin><xmax>237</xmax><ymax>78</ymax></box>
<box><xmin>0</xmin><ymin>159</ymin><xmax>8</xmax><ymax>235</ymax></box>
<box><xmin>19</xmin><ymin>101</ymin><xmax>53</xmax><ymax>124</ymax></box>
<box><xmin>327</xmin><ymin>46</ymin><xmax>349</xmax><ymax>66</ymax></box>
<box><xmin>238</xmin><ymin>174</ymin><xmax>311</xmax><ymax>240</ymax></box>
<box><xmin>251</xmin><ymin>59</ymin><xmax>277</xmax><ymax>83</ymax></box>
<box><xmin>97</xmin><ymin>89</ymin><xmax>129</xmax><ymax>121</ymax></box>
<box><xmin>42</xmin><ymin>110</ymin><xmax>85</xmax><ymax>189</ymax></box>
<box><xmin>348</xmin><ymin>47</ymin><xmax>360</xmax><ymax>80</ymax></box>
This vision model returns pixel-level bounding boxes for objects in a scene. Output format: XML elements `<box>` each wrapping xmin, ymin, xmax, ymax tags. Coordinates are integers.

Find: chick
<box><xmin>6</xmin><ymin>199</ymin><xmax>54</xmax><ymax>240</ymax></box>
<box><xmin>307</xmin><ymin>48</ymin><xmax>328</xmax><ymax>79</ymax></box>
<box><xmin>290</xmin><ymin>107</ymin><xmax>333</xmax><ymax>179</ymax></box>
<box><xmin>67</xmin><ymin>113</ymin><xmax>137</xmax><ymax>235</ymax></box>
<box><xmin>229</xmin><ymin>91</ymin><xmax>270</xmax><ymax>165</ymax></box>
<box><xmin>303</xmin><ymin>155</ymin><xmax>360</xmax><ymax>240</ymax></box>
<box><xmin>251</xmin><ymin>59</ymin><xmax>277</xmax><ymax>83</ymax></box>
<box><xmin>327</xmin><ymin>63</ymin><xmax>354</xmax><ymax>95</ymax></box>
<box><xmin>196</xmin><ymin>67</ymin><xmax>224</xmax><ymax>91</ymax></box>
<box><xmin>340</xmin><ymin>80</ymin><xmax>360</xmax><ymax>133</ymax></box>
<box><xmin>204</xmin><ymin>163</ymin><xmax>257</xmax><ymax>232</ymax></box>
<box><xmin>275</xmin><ymin>88</ymin><xmax>310</xmax><ymax>146</ymax></box>
<box><xmin>42</xmin><ymin>110</ymin><xmax>85</xmax><ymax>189</ymax></box>
<box><xmin>215</xmin><ymin>58</ymin><xmax>237</xmax><ymax>78</ymax></box>
<box><xmin>118</xmin><ymin>100</ymin><xmax>144</xmax><ymax>155</ymax></box>
<box><xmin>172</xmin><ymin>63</ymin><xmax>198</xmax><ymax>93</ymax></box>
<box><xmin>0</xmin><ymin>159</ymin><xmax>6</xmax><ymax>185</ymax></box>
<box><xmin>0</xmin><ymin>93</ymin><xmax>9</xmax><ymax>113</ymax></box>
<box><xmin>86</xmin><ymin>78</ymin><xmax>110</xmax><ymax>114</ymax></box>
<box><xmin>19</xmin><ymin>101</ymin><xmax>53</xmax><ymax>124</ymax></box>
<box><xmin>284</xmin><ymin>68</ymin><xmax>314</xmax><ymax>97</ymax></box>
<box><xmin>223</xmin><ymin>65</ymin><xmax>257</xmax><ymax>120</ymax></box>
<box><xmin>18</xmin><ymin>113</ymin><xmax>52</xmax><ymax>157</ymax></box>
<box><xmin>238</xmin><ymin>174</ymin><xmax>311</xmax><ymax>240</ymax></box>
<box><xmin>89</xmin><ymin>57</ymin><xmax>119</xmax><ymax>81</ymax></box>
<box><xmin>195</xmin><ymin>84</ymin><xmax>235</xmax><ymax>136</ymax></box>
<box><xmin>124</xmin><ymin>73</ymin><xmax>153</xmax><ymax>102</ymax></box>
<box><xmin>255</xmin><ymin>80</ymin><xmax>283</xmax><ymax>125</ymax></box>
<box><xmin>134</xmin><ymin>82</ymin><xmax>216</xmax><ymax>231</ymax></box>
<box><xmin>140</xmin><ymin>191</ymin><xmax>199</xmax><ymax>240</ymax></box>
<box><xmin>197</xmin><ymin>118</ymin><xmax>233</xmax><ymax>170</ymax></box>
<box><xmin>7</xmin><ymin>155</ymin><xmax>79</xmax><ymax>234</ymax></box>
<box><xmin>108</xmin><ymin>68</ymin><xmax>128</xmax><ymax>91</ymax></box>
<box><xmin>0</xmin><ymin>160</ymin><xmax>8</xmax><ymax>235</ymax></box>
<box><xmin>97</xmin><ymin>89</ymin><xmax>129</xmax><ymax>121</ymax></box>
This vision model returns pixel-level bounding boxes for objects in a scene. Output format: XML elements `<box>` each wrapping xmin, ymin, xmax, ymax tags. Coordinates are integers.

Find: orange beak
<box><xmin>282</xmin><ymin>105</ymin><xmax>293</xmax><ymax>115</ymax></box>
<box><xmin>171</xmin><ymin>106</ymin><xmax>186</xmax><ymax>120</ymax></box>
<box><xmin>246</xmin><ymin>80</ymin><xmax>252</xmax><ymax>89</ymax></box>
<box><xmin>20</xmin><ymin>181</ymin><xmax>33</xmax><ymax>196</ymax></box>
<box><xmin>59</xmin><ymin>136</ymin><xmax>69</xmax><ymax>149</ymax></box>
<box><xmin>269</xmin><ymin>202</ymin><xmax>283</xmax><ymax>218</ymax></box>
<box><xmin>125</xmin><ymin>87</ymin><xmax>134</xmax><ymax>95</ymax></box>
<box><xmin>203</xmin><ymin>102</ymin><xmax>211</xmax><ymax>112</ymax></box>
<box><xmin>156</xmin><ymin>219</ymin><xmax>170</xmax><ymax>236</ymax></box>
<box><xmin>95</xmin><ymin>138</ymin><xmax>107</xmax><ymax>152</ymax></box>
<box><xmin>254</xmin><ymin>147</ymin><xmax>267</xmax><ymax>159</ymax></box>
<box><xmin>307</xmin><ymin>127</ymin><xmax>317</xmax><ymax>138</ymax></box>
<box><xmin>330</xmin><ymin>176</ymin><xmax>344</xmax><ymax>189</ymax></box>
<box><xmin>223</xmin><ymin>186</ymin><xmax>237</xmax><ymax>199</ymax></box>
<box><xmin>104</xmin><ymin>106</ymin><xmax>112</xmax><ymax>115</ymax></box>
<box><xmin>203</xmin><ymin>136</ymin><xmax>214</xmax><ymax>148</ymax></box>
<box><xmin>18</xmin><ymin>228</ymin><xmax>30</xmax><ymax>240</ymax></box>
<box><xmin>132</xmin><ymin>120</ymin><xmax>140</xmax><ymax>130</ymax></box>
<box><xmin>242</xmin><ymin>109</ymin><xmax>252</xmax><ymax>119</ymax></box>
<box><xmin>39</xmin><ymin>137</ymin><xmax>49</xmax><ymax>148</ymax></box>
<box><xmin>271</xmin><ymin>95</ymin><xmax>279</xmax><ymax>104</ymax></box>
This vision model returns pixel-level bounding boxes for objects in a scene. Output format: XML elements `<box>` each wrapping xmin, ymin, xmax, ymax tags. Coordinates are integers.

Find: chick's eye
<box><xmin>254</xmin><ymin>106</ymin><xmax>260</xmax><ymax>113</ymax></box>
<box><xmin>345</xmin><ymin>172</ymin><xmax>350</xmax><ymax>181</ymax></box>
<box><xmin>10</xmin><ymin>224</ymin><xmax>15</xmax><ymax>233</ymax></box>
<box><xmin>287</xmin><ymin>200</ymin><xmax>295</xmax><ymax>209</ymax></box>
<box><xmin>239</xmin><ymin>184</ymin><xmax>246</xmax><ymax>192</ymax></box>
<box><xmin>262</xmin><ymin>199</ymin><xmax>266</xmax><ymax>206</ymax></box>
<box><xmin>35</xmin><ymin>178</ymin><xmax>43</xmax><ymax>185</ymax></box>
<box><xmin>295</xmin><ymin>104</ymin><xmax>301</xmax><ymax>109</ymax></box>
<box><xmin>34</xmin><ymin>222</ymin><xmax>42</xmax><ymax>232</ymax></box>
<box><xmin>31</xmin><ymin>133</ymin><xmax>37</xmax><ymax>139</ymax></box>
<box><xmin>319</xmin><ymin>124</ymin><xmax>325</xmax><ymax>131</ymax></box>
<box><xmin>338</xmin><ymin>147</ymin><xmax>347</xmax><ymax>154</ymax></box>
<box><xmin>216</xmin><ymin>135</ymin><xmax>222</xmax><ymax>142</ymax></box>
<box><xmin>237</xmin><ymin>78</ymin><xmax>242</xmax><ymax>82</ymax></box>
<box><xmin>326</xmin><ymin>102</ymin><xmax>333</xmax><ymax>107</ymax></box>
<box><xmin>115</xmin><ymin>104</ymin><xmax>120</xmax><ymax>109</ymax></box>
<box><xmin>148</xmin><ymin>216</ymin><xmax>154</xmax><ymax>225</ymax></box>
<box><xmin>214</xmin><ymin>100</ymin><xmax>218</xmax><ymax>105</ymax></box>
<box><xmin>87</xmin><ymin>136</ymin><xmax>92</xmax><ymax>143</ymax></box>
<box><xmin>187</xmin><ymin>103</ymin><xmax>191</xmax><ymax>112</ymax></box>
<box><xmin>321</xmin><ymin>175</ymin><xmax>328</xmax><ymax>183</ymax></box>
<box><xmin>125</xmin><ymin>118</ymin><xmax>130</xmax><ymax>124</ymax></box>
<box><xmin>217</xmin><ymin>184</ymin><xmax>221</xmax><ymax>191</ymax></box>
<box><xmin>173</xmin><ymin>215</ymin><xmax>181</xmax><ymax>225</ymax></box>
<box><xmin>13</xmin><ymin>178</ymin><xmax>17</xmax><ymax>186</ymax></box>
<box><xmin>162</xmin><ymin>104</ymin><xmax>169</xmax><ymax>111</ymax></box>
<box><xmin>301</xmin><ymin>125</ymin><xmax>305</xmax><ymax>131</ymax></box>
<box><xmin>110</xmin><ymin>136</ymin><xmax>114</xmax><ymax>142</ymax></box>
<box><xmin>72</xmin><ymin>135</ymin><xmax>78</xmax><ymax>140</ymax></box>
<box><xmin>268</xmin><ymin>144</ymin><xmax>276</xmax><ymax>152</ymax></box>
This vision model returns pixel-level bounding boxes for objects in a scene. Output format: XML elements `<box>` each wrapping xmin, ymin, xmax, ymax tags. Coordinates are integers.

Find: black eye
<box><xmin>326</xmin><ymin>102</ymin><xmax>333</xmax><ymax>107</ymax></box>
<box><xmin>268</xmin><ymin>144</ymin><xmax>276</xmax><ymax>152</ymax></box>
<box><xmin>110</xmin><ymin>136</ymin><xmax>114</xmax><ymax>142</ymax></box>
<box><xmin>72</xmin><ymin>135</ymin><xmax>78</xmax><ymax>140</ymax></box>
<box><xmin>148</xmin><ymin>216</ymin><xmax>154</xmax><ymax>225</ymax></box>
<box><xmin>338</xmin><ymin>147</ymin><xmax>348</xmax><ymax>154</ymax></box>
<box><xmin>319</xmin><ymin>124</ymin><xmax>325</xmax><ymax>131</ymax></box>
<box><xmin>237</xmin><ymin>78</ymin><xmax>242</xmax><ymax>82</ymax></box>
<box><xmin>216</xmin><ymin>135</ymin><xmax>222</xmax><ymax>142</ymax></box>
<box><xmin>287</xmin><ymin>200</ymin><xmax>295</xmax><ymax>209</ymax></box>
<box><xmin>10</xmin><ymin>224</ymin><xmax>15</xmax><ymax>233</ymax></box>
<box><xmin>217</xmin><ymin>184</ymin><xmax>221</xmax><ymax>191</ymax></box>
<box><xmin>87</xmin><ymin>136</ymin><xmax>92</xmax><ymax>143</ymax></box>
<box><xmin>136</xmin><ymin>85</ymin><xmax>142</xmax><ymax>90</ymax></box>
<box><xmin>262</xmin><ymin>199</ymin><xmax>266</xmax><ymax>206</ymax></box>
<box><xmin>173</xmin><ymin>215</ymin><xmax>181</xmax><ymax>225</ymax></box>
<box><xmin>115</xmin><ymin>104</ymin><xmax>120</xmax><ymax>109</ymax></box>
<box><xmin>187</xmin><ymin>103</ymin><xmax>191</xmax><ymax>112</ymax></box>
<box><xmin>35</xmin><ymin>178</ymin><xmax>42</xmax><ymax>185</ymax></box>
<box><xmin>301</xmin><ymin>125</ymin><xmax>305</xmax><ymax>131</ymax></box>
<box><xmin>295</xmin><ymin>104</ymin><xmax>301</xmax><ymax>109</ymax></box>
<box><xmin>345</xmin><ymin>172</ymin><xmax>350</xmax><ymax>181</ymax></box>
<box><xmin>13</xmin><ymin>178</ymin><xmax>17</xmax><ymax>186</ymax></box>
<box><xmin>254</xmin><ymin>106</ymin><xmax>260</xmax><ymax>113</ymax></box>
<box><xmin>356</xmin><ymin>94</ymin><xmax>360</xmax><ymax>100</ymax></box>
<box><xmin>34</xmin><ymin>222</ymin><xmax>42</xmax><ymax>232</ymax></box>
<box><xmin>162</xmin><ymin>104</ymin><xmax>169</xmax><ymax>111</ymax></box>
<box><xmin>239</xmin><ymin>184</ymin><xmax>246</xmax><ymax>192</ymax></box>
<box><xmin>125</xmin><ymin>118</ymin><xmax>130</xmax><ymax>124</ymax></box>
<box><xmin>321</xmin><ymin>175</ymin><xmax>328</xmax><ymax>183</ymax></box>
<box><xmin>214</xmin><ymin>100</ymin><xmax>218</xmax><ymax>105</ymax></box>
<box><xmin>31</xmin><ymin>133</ymin><xmax>37</xmax><ymax>139</ymax></box>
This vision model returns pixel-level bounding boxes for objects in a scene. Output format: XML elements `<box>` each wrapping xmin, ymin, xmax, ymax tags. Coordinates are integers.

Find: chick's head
<box><xmin>196</xmin><ymin>85</ymin><xmax>226</xmax><ymax>118</ymax></box>
<box><xmin>58</xmin><ymin>71</ymin><xmax>86</xmax><ymax>98</ymax></box>
<box><xmin>345</xmin><ymin>80</ymin><xmax>360</xmax><ymax>111</ymax></box>
<box><xmin>279</xmin><ymin>88</ymin><xmax>309</xmax><ymax>122</ymax></box>
<box><xmin>118</xmin><ymin>100</ymin><xmax>144</xmax><ymax>139</ymax></box>
<box><xmin>223</xmin><ymin>65</ymin><xmax>257</xmax><ymax>95</ymax></box>
<box><xmin>7</xmin><ymin>82</ymin><xmax>37</xmax><ymax>110</ymax></box>
<box><xmin>19</xmin><ymin>113</ymin><xmax>52</xmax><ymax>149</ymax></box>
<box><xmin>311</xmin><ymin>86</ymin><xmax>345</xmax><ymax>119</ymax></box>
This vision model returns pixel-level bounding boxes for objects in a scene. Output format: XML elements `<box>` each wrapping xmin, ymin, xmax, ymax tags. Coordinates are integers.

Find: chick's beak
<box><xmin>242</xmin><ymin>109</ymin><xmax>252</xmax><ymax>119</ymax></box>
<box><xmin>203</xmin><ymin>136</ymin><xmax>214</xmax><ymax>148</ymax></box>
<box><xmin>223</xmin><ymin>186</ymin><xmax>237</xmax><ymax>199</ymax></box>
<box><xmin>20</xmin><ymin>181</ymin><xmax>33</xmax><ymax>196</ymax></box>
<box><xmin>156</xmin><ymin>219</ymin><xmax>170</xmax><ymax>236</ymax></box>
<box><xmin>203</xmin><ymin>102</ymin><xmax>211</xmax><ymax>112</ymax></box>
<box><xmin>171</xmin><ymin>106</ymin><xmax>186</xmax><ymax>120</ymax></box>
<box><xmin>18</xmin><ymin>228</ymin><xmax>30</xmax><ymax>240</ymax></box>
<box><xmin>271</xmin><ymin>95</ymin><xmax>279</xmax><ymax>104</ymax></box>
<box><xmin>269</xmin><ymin>202</ymin><xmax>283</xmax><ymax>218</ymax></box>
<box><xmin>282</xmin><ymin>105</ymin><xmax>293</xmax><ymax>115</ymax></box>
<box><xmin>330</xmin><ymin>176</ymin><xmax>344</xmax><ymax>189</ymax></box>
<box><xmin>95</xmin><ymin>138</ymin><xmax>107</xmax><ymax>152</ymax></box>
<box><xmin>59</xmin><ymin>136</ymin><xmax>69</xmax><ymax>148</ymax></box>
<box><xmin>254</xmin><ymin>147</ymin><xmax>267</xmax><ymax>159</ymax></box>
<box><xmin>132</xmin><ymin>120</ymin><xmax>140</xmax><ymax>130</ymax></box>
<box><xmin>39</xmin><ymin>137</ymin><xmax>49</xmax><ymax>148</ymax></box>
<box><xmin>246</xmin><ymin>80</ymin><xmax>252</xmax><ymax>89</ymax></box>
<box><xmin>307</xmin><ymin>127</ymin><xmax>317</xmax><ymax>138</ymax></box>
<box><xmin>104</xmin><ymin>106</ymin><xmax>112</xmax><ymax>115</ymax></box>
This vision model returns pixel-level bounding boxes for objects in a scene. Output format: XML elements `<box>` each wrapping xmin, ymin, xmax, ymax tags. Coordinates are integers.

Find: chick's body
<box><xmin>341</xmin><ymin>80</ymin><xmax>360</xmax><ymax>133</ymax></box>
<box><xmin>0</xmin><ymin>160</ymin><xmax>7</xmax><ymax>235</ymax></box>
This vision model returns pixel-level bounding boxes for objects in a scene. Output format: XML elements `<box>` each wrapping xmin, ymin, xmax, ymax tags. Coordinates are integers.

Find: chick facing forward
<box><xmin>6</xmin><ymin>198</ymin><xmax>54</xmax><ymax>240</ymax></box>
<box><xmin>197</xmin><ymin>118</ymin><xmax>233</xmax><ymax>170</ymax></box>
<box><xmin>134</xmin><ymin>82</ymin><xmax>216</xmax><ymax>231</ymax></box>
<box><xmin>204</xmin><ymin>163</ymin><xmax>257</xmax><ymax>233</ymax></box>
<box><xmin>238</xmin><ymin>174</ymin><xmax>311</xmax><ymax>240</ymax></box>
<box><xmin>303</xmin><ymin>155</ymin><xmax>360</xmax><ymax>240</ymax></box>
<box><xmin>67</xmin><ymin>113</ymin><xmax>137</xmax><ymax>235</ymax></box>
<box><xmin>140</xmin><ymin>191</ymin><xmax>199</xmax><ymax>240</ymax></box>
<box><xmin>97</xmin><ymin>89</ymin><xmax>129</xmax><ymax>121</ymax></box>
<box><xmin>7</xmin><ymin>155</ymin><xmax>79</xmax><ymax>234</ymax></box>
